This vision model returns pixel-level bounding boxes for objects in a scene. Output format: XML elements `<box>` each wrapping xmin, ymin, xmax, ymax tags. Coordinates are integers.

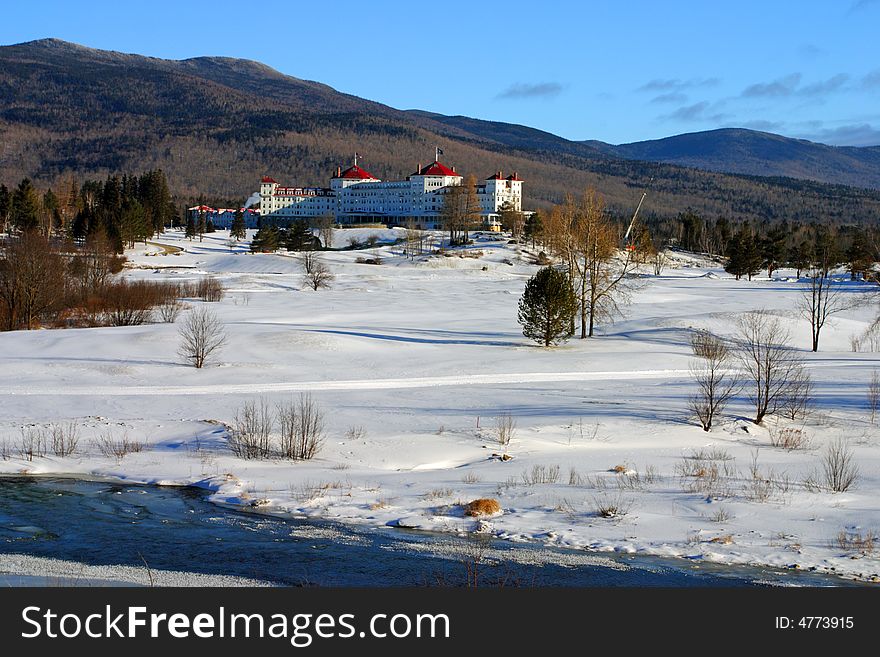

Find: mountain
<box><xmin>584</xmin><ymin>128</ymin><xmax>880</xmax><ymax>189</ymax></box>
<box><xmin>3</xmin><ymin>38</ymin><xmax>880</xmax><ymax>225</ymax></box>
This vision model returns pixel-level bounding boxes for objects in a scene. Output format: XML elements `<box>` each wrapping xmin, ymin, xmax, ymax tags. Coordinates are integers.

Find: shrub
<box><xmin>49</xmin><ymin>421</ymin><xmax>80</xmax><ymax>457</ymax></box>
<box><xmin>836</xmin><ymin>530</ymin><xmax>876</xmax><ymax>555</ymax></box>
<box><xmin>17</xmin><ymin>427</ymin><xmax>47</xmax><ymax>461</ymax></box>
<box><xmin>157</xmin><ymin>299</ymin><xmax>185</xmax><ymax>323</ymax></box>
<box><xmin>591</xmin><ymin>493</ymin><xmax>632</xmax><ymax>518</ymax></box>
<box><xmin>822</xmin><ymin>438</ymin><xmax>859</xmax><ymax>492</ymax></box>
<box><xmin>178</xmin><ymin>307</ymin><xmax>227</xmax><ymax>368</ymax></box>
<box><xmin>196</xmin><ymin>276</ymin><xmax>224</xmax><ymax>302</ymax></box>
<box><xmin>95</xmin><ymin>432</ymin><xmax>145</xmax><ymax>460</ymax></box>
<box><xmin>494</xmin><ymin>413</ymin><xmax>516</xmax><ymax>446</ymax></box>
<box><xmin>228</xmin><ymin>398</ymin><xmax>274</xmax><ymax>459</ymax></box>
<box><xmin>521</xmin><ymin>464</ymin><xmax>560</xmax><ymax>485</ymax></box>
<box><xmin>344</xmin><ymin>425</ymin><xmax>366</xmax><ymax>441</ymax></box>
<box><xmin>769</xmin><ymin>426</ymin><xmax>811</xmax><ymax>451</ymax></box>
<box><xmin>277</xmin><ymin>393</ymin><xmax>325</xmax><ymax>460</ymax></box>
<box><xmin>102</xmin><ymin>280</ymin><xmax>158</xmax><ymax>326</ymax></box>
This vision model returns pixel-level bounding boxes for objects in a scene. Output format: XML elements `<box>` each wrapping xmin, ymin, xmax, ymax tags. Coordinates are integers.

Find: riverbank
<box><xmin>0</xmin><ymin>476</ymin><xmax>862</xmax><ymax>587</ymax></box>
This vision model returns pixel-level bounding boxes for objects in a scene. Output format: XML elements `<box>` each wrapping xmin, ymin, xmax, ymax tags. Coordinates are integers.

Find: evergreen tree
<box><xmin>118</xmin><ymin>199</ymin><xmax>148</xmax><ymax>248</ymax></box>
<box><xmin>846</xmin><ymin>230</ymin><xmax>873</xmax><ymax>280</ymax></box>
<box><xmin>726</xmin><ymin>229</ymin><xmax>761</xmax><ymax>280</ymax></box>
<box><xmin>196</xmin><ymin>210</ymin><xmax>207</xmax><ymax>242</ymax></box>
<box><xmin>760</xmin><ymin>226</ymin><xmax>788</xmax><ymax>278</ymax></box>
<box><xmin>679</xmin><ymin>210</ymin><xmax>704</xmax><ymax>251</ymax></box>
<box><xmin>250</xmin><ymin>225</ymin><xmax>280</xmax><ymax>253</ymax></box>
<box><xmin>285</xmin><ymin>221</ymin><xmax>314</xmax><ymax>251</ymax></box>
<box><xmin>0</xmin><ymin>184</ymin><xmax>10</xmax><ymax>232</ymax></box>
<box><xmin>814</xmin><ymin>227</ymin><xmax>839</xmax><ymax>277</ymax></box>
<box><xmin>499</xmin><ymin>200</ymin><xmax>524</xmax><ymax>236</ymax></box>
<box><xmin>230</xmin><ymin>209</ymin><xmax>247</xmax><ymax>241</ymax></box>
<box><xmin>11</xmin><ymin>178</ymin><xmax>40</xmax><ymax>232</ymax></box>
<box><xmin>42</xmin><ymin>188</ymin><xmax>60</xmax><ymax>233</ymax></box>
<box><xmin>517</xmin><ymin>266</ymin><xmax>577</xmax><ymax>347</ymax></box>
<box><xmin>523</xmin><ymin>211</ymin><xmax>543</xmax><ymax>247</ymax></box>
<box><xmin>206</xmin><ymin>219</ymin><xmax>215</xmax><ymax>233</ymax></box>
<box><xmin>788</xmin><ymin>240</ymin><xmax>812</xmax><ymax>278</ymax></box>
<box><xmin>185</xmin><ymin>215</ymin><xmax>196</xmax><ymax>240</ymax></box>
<box><xmin>724</xmin><ymin>232</ymin><xmax>745</xmax><ymax>280</ymax></box>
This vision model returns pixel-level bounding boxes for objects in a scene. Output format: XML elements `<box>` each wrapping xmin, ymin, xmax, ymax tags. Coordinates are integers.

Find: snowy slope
<box><xmin>1</xmin><ymin>227</ymin><xmax>879</xmax><ymax>583</ymax></box>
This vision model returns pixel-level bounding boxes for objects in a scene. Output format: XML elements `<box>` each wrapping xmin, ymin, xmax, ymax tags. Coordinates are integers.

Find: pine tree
<box><xmin>11</xmin><ymin>178</ymin><xmax>40</xmax><ymax>232</ymax></box>
<box><xmin>196</xmin><ymin>211</ymin><xmax>207</xmax><ymax>242</ymax></box>
<box><xmin>761</xmin><ymin>226</ymin><xmax>788</xmax><ymax>278</ymax></box>
<box><xmin>250</xmin><ymin>225</ymin><xmax>280</xmax><ymax>253</ymax></box>
<box><xmin>523</xmin><ymin>211</ymin><xmax>543</xmax><ymax>248</ymax></box>
<box><xmin>0</xmin><ymin>184</ymin><xmax>10</xmax><ymax>233</ymax></box>
<box><xmin>726</xmin><ymin>229</ymin><xmax>761</xmax><ymax>280</ymax></box>
<box><xmin>185</xmin><ymin>215</ymin><xmax>196</xmax><ymax>240</ymax></box>
<box><xmin>846</xmin><ymin>230</ymin><xmax>873</xmax><ymax>280</ymax></box>
<box><xmin>285</xmin><ymin>221</ymin><xmax>314</xmax><ymax>251</ymax></box>
<box><xmin>788</xmin><ymin>240</ymin><xmax>812</xmax><ymax>278</ymax></box>
<box><xmin>230</xmin><ymin>209</ymin><xmax>247</xmax><ymax>240</ymax></box>
<box><xmin>517</xmin><ymin>266</ymin><xmax>577</xmax><ymax>346</ymax></box>
<box><xmin>724</xmin><ymin>233</ymin><xmax>745</xmax><ymax>280</ymax></box>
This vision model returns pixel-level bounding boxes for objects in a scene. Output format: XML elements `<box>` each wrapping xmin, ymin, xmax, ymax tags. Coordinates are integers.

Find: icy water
<box><xmin>0</xmin><ymin>476</ymin><xmax>854</xmax><ymax>587</ymax></box>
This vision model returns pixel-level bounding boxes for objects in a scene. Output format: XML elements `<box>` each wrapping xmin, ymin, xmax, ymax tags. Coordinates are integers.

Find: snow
<box><xmin>0</xmin><ymin>554</ymin><xmax>272</xmax><ymax>587</ymax></box>
<box><xmin>2</xmin><ymin>228</ymin><xmax>879</xmax><ymax>583</ymax></box>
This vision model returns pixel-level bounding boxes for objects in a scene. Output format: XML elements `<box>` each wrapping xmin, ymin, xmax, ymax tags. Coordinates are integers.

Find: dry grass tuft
<box><xmin>464</xmin><ymin>498</ymin><xmax>502</xmax><ymax>517</ymax></box>
<box><xmin>836</xmin><ymin>530</ymin><xmax>876</xmax><ymax>555</ymax></box>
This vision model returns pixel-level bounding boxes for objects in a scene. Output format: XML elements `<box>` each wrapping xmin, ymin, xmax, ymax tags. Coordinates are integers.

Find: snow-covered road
<box><xmin>0</xmin><ymin>369</ymin><xmax>691</xmax><ymax>396</ymax></box>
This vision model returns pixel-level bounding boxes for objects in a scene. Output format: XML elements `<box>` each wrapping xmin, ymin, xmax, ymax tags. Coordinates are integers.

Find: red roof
<box><xmin>487</xmin><ymin>172</ymin><xmax>503</xmax><ymax>180</ymax></box>
<box><xmin>413</xmin><ymin>161</ymin><xmax>461</xmax><ymax>177</ymax></box>
<box><xmin>506</xmin><ymin>172</ymin><xmax>524</xmax><ymax>181</ymax></box>
<box><xmin>335</xmin><ymin>164</ymin><xmax>378</xmax><ymax>180</ymax></box>
<box><xmin>261</xmin><ymin>176</ymin><xmax>279</xmax><ymax>184</ymax></box>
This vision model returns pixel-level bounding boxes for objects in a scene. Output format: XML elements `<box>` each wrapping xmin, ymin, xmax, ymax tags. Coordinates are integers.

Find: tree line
<box><xmin>517</xmin><ymin>187</ymin><xmax>877</xmax><ymax>351</ymax></box>
<box><xmin>0</xmin><ymin>170</ymin><xmax>175</xmax><ymax>253</ymax></box>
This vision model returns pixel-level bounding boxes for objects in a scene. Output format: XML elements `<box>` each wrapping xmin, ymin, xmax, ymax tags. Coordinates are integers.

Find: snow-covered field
<box><xmin>2</xmin><ymin>227</ymin><xmax>879</xmax><ymax>583</ymax></box>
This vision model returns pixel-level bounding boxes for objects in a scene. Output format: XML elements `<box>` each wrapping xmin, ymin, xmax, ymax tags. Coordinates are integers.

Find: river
<box><xmin>0</xmin><ymin>476</ymin><xmax>855</xmax><ymax>587</ymax></box>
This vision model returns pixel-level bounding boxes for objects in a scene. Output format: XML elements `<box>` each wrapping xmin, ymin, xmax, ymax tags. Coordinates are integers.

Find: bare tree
<box><xmin>688</xmin><ymin>331</ymin><xmax>738</xmax><ymax>431</ymax></box>
<box><xmin>402</xmin><ymin>220</ymin><xmax>423</xmax><ymax>260</ymax></box>
<box><xmin>778</xmin><ymin>364</ymin><xmax>814</xmax><ymax>421</ymax></box>
<box><xmin>302</xmin><ymin>259</ymin><xmax>334</xmax><ymax>291</ymax></box>
<box><xmin>736</xmin><ymin>311</ymin><xmax>804</xmax><ymax>424</ymax></box>
<box><xmin>299</xmin><ymin>250</ymin><xmax>318</xmax><ymax>274</ymax></box>
<box><xmin>869</xmin><ymin>369</ymin><xmax>880</xmax><ymax>424</ymax></box>
<box><xmin>68</xmin><ymin>228</ymin><xmax>121</xmax><ymax>298</ymax></box>
<box><xmin>313</xmin><ymin>214</ymin><xmax>334</xmax><ymax>250</ymax></box>
<box><xmin>277</xmin><ymin>393</ymin><xmax>325</xmax><ymax>460</ymax></box>
<box><xmin>796</xmin><ymin>265</ymin><xmax>862</xmax><ymax>352</ymax></box>
<box><xmin>0</xmin><ymin>229</ymin><xmax>64</xmax><ymax>330</ymax></box>
<box><xmin>565</xmin><ymin>190</ymin><xmax>639</xmax><ymax>338</ymax></box>
<box><xmin>652</xmin><ymin>250</ymin><xmax>668</xmax><ymax>276</ymax></box>
<box><xmin>157</xmin><ymin>298</ymin><xmax>185</xmax><ymax>323</ymax></box>
<box><xmin>178</xmin><ymin>307</ymin><xmax>227</xmax><ymax>368</ymax></box>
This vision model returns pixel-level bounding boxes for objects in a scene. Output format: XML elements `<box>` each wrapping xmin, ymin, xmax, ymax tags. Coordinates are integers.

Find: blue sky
<box><xmin>2</xmin><ymin>0</ymin><xmax>879</xmax><ymax>146</ymax></box>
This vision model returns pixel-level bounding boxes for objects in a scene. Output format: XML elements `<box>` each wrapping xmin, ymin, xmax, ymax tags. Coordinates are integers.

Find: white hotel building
<box><xmin>259</xmin><ymin>155</ymin><xmax>523</xmax><ymax>230</ymax></box>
